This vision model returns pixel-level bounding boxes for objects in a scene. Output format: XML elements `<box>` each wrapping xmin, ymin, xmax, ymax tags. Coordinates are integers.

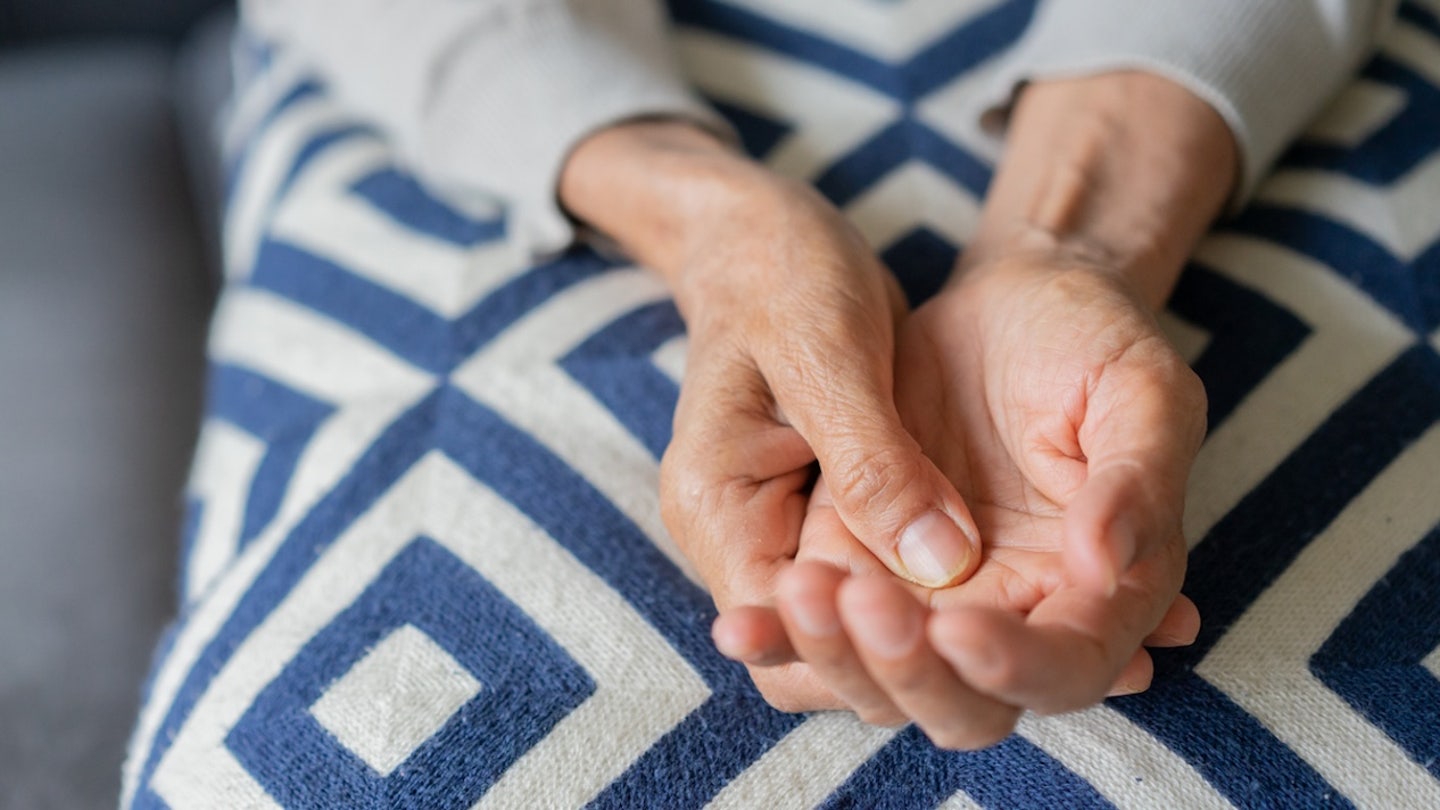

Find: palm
<box><xmin>719</xmin><ymin>257</ymin><xmax>1206</xmax><ymax>718</ymax></box>
<box><xmin>799</xmin><ymin>258</ymin><xmax>1200</xmax><ymax>632</ymax></box>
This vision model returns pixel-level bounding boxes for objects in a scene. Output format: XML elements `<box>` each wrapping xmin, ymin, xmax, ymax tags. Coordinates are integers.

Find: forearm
<box><xmin>968</xmin><ymin>72</ymin><xmax>1237</xmax><ymax>310</ymax></box>
<box><xmin>559</xmin><ymin>121</ymin><xmax>749</xmax><ymax>277</ymax></box>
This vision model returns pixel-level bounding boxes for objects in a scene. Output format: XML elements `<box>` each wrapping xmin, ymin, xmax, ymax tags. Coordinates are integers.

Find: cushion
<box><xmin>123</xmin><ymin>1</ymin><xmax>1440</xmax><ymax>807</ymax></box>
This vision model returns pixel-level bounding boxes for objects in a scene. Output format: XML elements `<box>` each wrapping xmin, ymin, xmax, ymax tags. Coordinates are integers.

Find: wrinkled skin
<box><xmin>715</xmin><ymin>252</ymin><xmax>1206</xmax><ymax>748</ymax></box>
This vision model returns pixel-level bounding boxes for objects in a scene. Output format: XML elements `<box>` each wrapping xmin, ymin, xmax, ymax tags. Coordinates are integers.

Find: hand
<box><xmin>720</xmin><ymin>248</ymin><xmax>1207</xmax><ymax>746</ymax></box>
<box><xmin>559</xmin><ymin>121</ymin><xmax>985</xmax><ymax>710</ymax></box>
<box><xmin>715</xmin><ymin>71</ymin><xmax>1237</xmax><ymax>742</ymax></box>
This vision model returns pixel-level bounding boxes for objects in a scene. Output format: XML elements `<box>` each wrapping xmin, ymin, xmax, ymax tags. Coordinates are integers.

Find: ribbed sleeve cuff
<box><xmin>979</xmin><ymin>0</ymin><xmax>1392</xmax><ymax>210</ymax></box>
<box><xmin>415</xmin><ymin>0</ymin><xmax>732</xmax><ymax>256</ymax></box>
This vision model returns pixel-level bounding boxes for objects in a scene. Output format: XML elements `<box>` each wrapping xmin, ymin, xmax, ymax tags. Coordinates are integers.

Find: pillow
<box><xmin>124</xmin><ymin>1</ymin><xmax>1440</xmax><ymax>807</ymax></box>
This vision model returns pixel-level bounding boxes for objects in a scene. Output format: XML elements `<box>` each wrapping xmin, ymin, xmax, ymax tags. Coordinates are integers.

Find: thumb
<box><xmin>1064</xmin><ymin>360</ymin><xmax>1206</xmax><ymax>594</ymax></box>
<box><xmin>769</xmin><ymin>358</ymin><xmax>980</xmax><ymax>589</ymax></box>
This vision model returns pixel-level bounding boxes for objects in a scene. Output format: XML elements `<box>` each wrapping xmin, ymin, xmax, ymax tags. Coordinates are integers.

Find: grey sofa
<box><xmin>0</xmin><ymin>3</ymin><xmax>232</xmax><ymax>806</ymax></box>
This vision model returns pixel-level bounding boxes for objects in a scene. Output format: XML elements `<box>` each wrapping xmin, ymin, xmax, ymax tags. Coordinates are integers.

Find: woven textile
<box><xmin>123</xmin><ymin>1</ymin><xmax>1440</xmax><ymax>807</ymax></box>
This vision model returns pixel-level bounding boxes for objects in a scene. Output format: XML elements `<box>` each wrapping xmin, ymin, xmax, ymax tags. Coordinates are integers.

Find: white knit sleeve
<box><xmin>982</xmin><ymin>0</ymin><xmax>1401</xmax><ymax>207</ymax></box>
<box><xmin>241</xmin><ymin>0</ymin><xmax>730</xmax><ymax>256</ymax></box>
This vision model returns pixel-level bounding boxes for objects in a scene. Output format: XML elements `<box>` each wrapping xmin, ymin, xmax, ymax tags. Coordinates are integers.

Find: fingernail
<box><xmin>848</xmin><ymin>600</ymin><xmax>921</xmax><ymax>659</ymax></box>
<box><xmin>1110</xmin><ymin>681</ymin><xmax>1146</xmax><ymax>697</ymax></box>
<box><xmin>898</xmin><ymin>511</ymin><xmax>973</xmax><ymax>587</ymax></box>
<box><xmin>711</xmin><ymin>619</ymin><xmax>746</xmax><ymax>660</ymax></box>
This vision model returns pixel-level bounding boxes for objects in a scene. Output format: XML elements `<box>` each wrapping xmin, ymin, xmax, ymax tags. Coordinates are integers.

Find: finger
<box><xmin>1144</xmin><ymin>593</ymin><xmax>1200</xmax><ymax>647</ymax></box>
<box><xmin>660</xmin><ymin>347</ymin><xmax>813</xmax><ymax>608</ymax></box>
<box><xmin>838</xmin><ymin>575</ymin><xmax>1021</xmax><ymax>749</ymax></box>
<box><xmin>929</xmin><ymin>561</ymin><xmax>1177</xmax><ymax>714</ymax></box>
<box><xmin>776</xmin><ymin>563</ymin><xmax>905</xmax><ymax>726</ymax></box>
<box><xmin>762</xmin><ymin>321</ymin><xmax>982</xmax><ymax>589</ymax></box>
<box><xmin>792</xmin><ymin>478</ymin><xmax>890</xmax><ymax>576</ymax></box>
<box><xmin>714</xmin><ymin>482</ymin><xmax>898</xmax><ymax>669</ymax></box>
<box><xmin>713</xmin><ymin>606</ymin><xmax>796</xmax><ymax>666</ymax></box>
<box><xmin>747</xmin><ymin>662</ymin><xmax>849</xmax><ymax>714</ymax></box>
<box><xmin>1107</xmin><ymin>648</ymin><xmax>1154</xmax><ymax>697</ymax></box>
<box><xmin>1066</xmin><ymin>352</ymin><xmax>1206</xmax><ymax>594</ymax></box>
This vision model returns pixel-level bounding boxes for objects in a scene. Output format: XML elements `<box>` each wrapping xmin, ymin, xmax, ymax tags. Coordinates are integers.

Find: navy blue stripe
<box><xmin>588</xmin><ymin>697</ymin><xmax>804</xmax><ymax>809</ymax></box>
<box><xmin>669</xmin><ymin>0</ymin><xmax>1034</xmax><ymax>103</ymax></box>
<box><xmin>1225</xmin><ymin>205</ymin><xmax>1439</xmax><ymax>334</ymax></box>
<box><xmin>227</xmin><ymin>537</ymin><xmax>595</xmax><ymax>808</ymax></box>
<box><xmin>251</xmin><ymin>240</ymin><xmax>456</xmax><ymax>372</ymax></box>
<box><xmin>223</xmin><ymin>78</ymin><xmax>324</xmax><ymax>206</ymax></box>
<box><xmin>176</xmin><ymin>498</ymin><xmax>205</xmax><ymax>602</ymax></box>
<box><xmin>1107</xmin><ymin>348</ymin><xmax>1440</xmax><ymax>807</ymax></box>
<box><xmin>1170</xmin><ymin>263</ymin><xmax>1312</xmax><ymax>432</ymax></box>
<box><xmin>133</xmin><ymin>390</ymin><xmax>444</xmax><ymax>807</ymax></box>
<box><xmin>1110</xmin><ymin>676</ymin><xmax>1356</xmax><ymax>809</ymax></box>
<box><xmin>208</xmin><ymin>364</ymin><xmax>334</xmax><ymax>547</ymax></box>
<box><xmin>1313</xmin><ymin>520</ymin><xmax>1440</xmax><ymax>778</ymax></box>
<box><xmin>561</xmin><ymin>301</ymin><xmax>686</xmax><ymax>459</ymax></box>
<box><xmin>1400</xmin><ymin>0</ymin><xmax>1440</xmax><ymax>38</ymax></box>
<box><xmin>209</xmin><ymin>363</ymin><xmax>333</xmax><ymax>438</ymax></box>
<box><xmin>669</xmin><ymin>0</ymin><xmax>907</xmax><ymax>97</ymax></box>
<box><xmin>882</xmin><ymin>227</ymin><xmax>960</xmax><ymax>307</ymax></box>
<box><xmin>251</xmin><ymin>240</ymin><xmax>615</xmax><ymax>374</ymax></box>
<box><xmin>275</xmin><ymin>125</ymin><xmax>372</xmax><ymax>204</ymax></box>
<box><xmin>349</xmin><ymin>168</ymin><xmax>507</xmax><ymax>248</ymax></box>
<box><xmin>242</xmin><ymin>450</ymin><xmax>303</xmax><ymax>546</ymax></box>
<box><xmin>822</xmin><ymin>727</ymin><xmax>1111</xmax><ymax>810</ymax></box>
<box><xmin>814</xmin><ymin>120</ymin><xmax>991</xmax><ymax>208</ymax></box>
<box><xmin>1182</xmin><ymin>345</ymin><xmax>1440</xmax><ymax>663</ymax></box>
<box><xmin>436</xmin><ymin>387</ymin><xmax>736</xmax><ymax>683</ymax></box>
<box><xmin>1286</xmin><ymin>56</ymin><xmax>1440</xmax><ymax>185</ymax></box>
<box><xmin>447</xmin><ymin>249</ymin><xmax>619</xmax><ymax>367</ymax></box>
<box><xmin>439</xmin><ymin>387</ymin><xmax>804</xmax><ymax>805</ymax></box>
<box><xmin>226</xmin><ymin>124</ymin><xmax>370</xmax><ymax>279</ymax></box>
<box><xmin>900</xmin><ymin>0</ymin><xmax>1037</xmax><ymax>98</ymax></box>
<box><xmin>710</xmin><ymin>99</ymin><xmax>795</xmax><ymax>160</ymax></box>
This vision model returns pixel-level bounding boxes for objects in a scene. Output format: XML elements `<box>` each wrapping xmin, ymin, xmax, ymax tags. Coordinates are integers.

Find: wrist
<box><xmin>966</xmin><ymin>72</ymin><xmax>1237</xmax><ymax>309</ymax></box>
<box><xmin>558</xmin><ymin>118</ymin><xmax>775</xmax><ymax>277</ymax></box>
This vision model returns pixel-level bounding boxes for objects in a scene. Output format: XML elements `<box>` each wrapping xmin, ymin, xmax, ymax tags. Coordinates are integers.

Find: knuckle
<box><xmin>658</xmin><ymin>447</ymin><xmax>708</xmax><ymax>520</ymax></box>
<box><xmin>658</xmin><ymin>448</ymin><xmax>695</xmax><ymax>505</ymax></box>
<box><xmin>826</xmin><ymin>445</ymin><xmax>921</xmax><ymax>520</ymax></box>
<box><xmin>1146</xmin><ymin>344</ymin><xmax>1207</xmax><ymax>423</ymax></box>
<box><xmin>657</xmin><ymin>444</ymin><xmax>730</xmax><ymax>561</ymax></box>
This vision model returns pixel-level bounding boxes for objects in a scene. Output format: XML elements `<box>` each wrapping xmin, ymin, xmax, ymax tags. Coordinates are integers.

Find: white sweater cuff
<box><xmin>413</xmin><ymin>0</ymin><xmax>731</xmax><ymax>256</ymax></box>
<box><xmin>979</xmin><ymin>0</ymin><xmax>1396</xmax><ymax>210</ymax></box>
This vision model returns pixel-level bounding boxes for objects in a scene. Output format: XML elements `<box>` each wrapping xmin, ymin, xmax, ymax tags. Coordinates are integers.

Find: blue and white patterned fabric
<box><xmin>123</xmin><ymin>1</ymin><xmax>1440</xmax><ymax>807</ymax></box>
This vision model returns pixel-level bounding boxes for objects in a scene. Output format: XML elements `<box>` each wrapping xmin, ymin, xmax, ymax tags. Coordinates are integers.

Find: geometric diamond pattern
<box><xmin>309</xmin><ymin>624</ymin><xmax>482</xmax><ymax>777</ymax></box>
<box><xmin>125</xmin><ymin>2</ymin><xmax>1440</xmax><ymax>808</ymax></box>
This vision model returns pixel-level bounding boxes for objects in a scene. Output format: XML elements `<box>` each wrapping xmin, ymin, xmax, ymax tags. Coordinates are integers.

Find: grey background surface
<box><xmin>0</xmin><ymin>3</ymin><xmax>233</xmax><ymax>806</ymax></box>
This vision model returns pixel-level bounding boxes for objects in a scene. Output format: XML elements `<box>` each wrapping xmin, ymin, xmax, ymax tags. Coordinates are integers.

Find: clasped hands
<box><xmin>561</xmin><ymin>74</ymin><xmax>1236</xmax><ymax>749</ymax></box>
<box><xmin>667</xmin><ymin>210</ymin><xmax>1205</xmax><ymax>749</ymax></box>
